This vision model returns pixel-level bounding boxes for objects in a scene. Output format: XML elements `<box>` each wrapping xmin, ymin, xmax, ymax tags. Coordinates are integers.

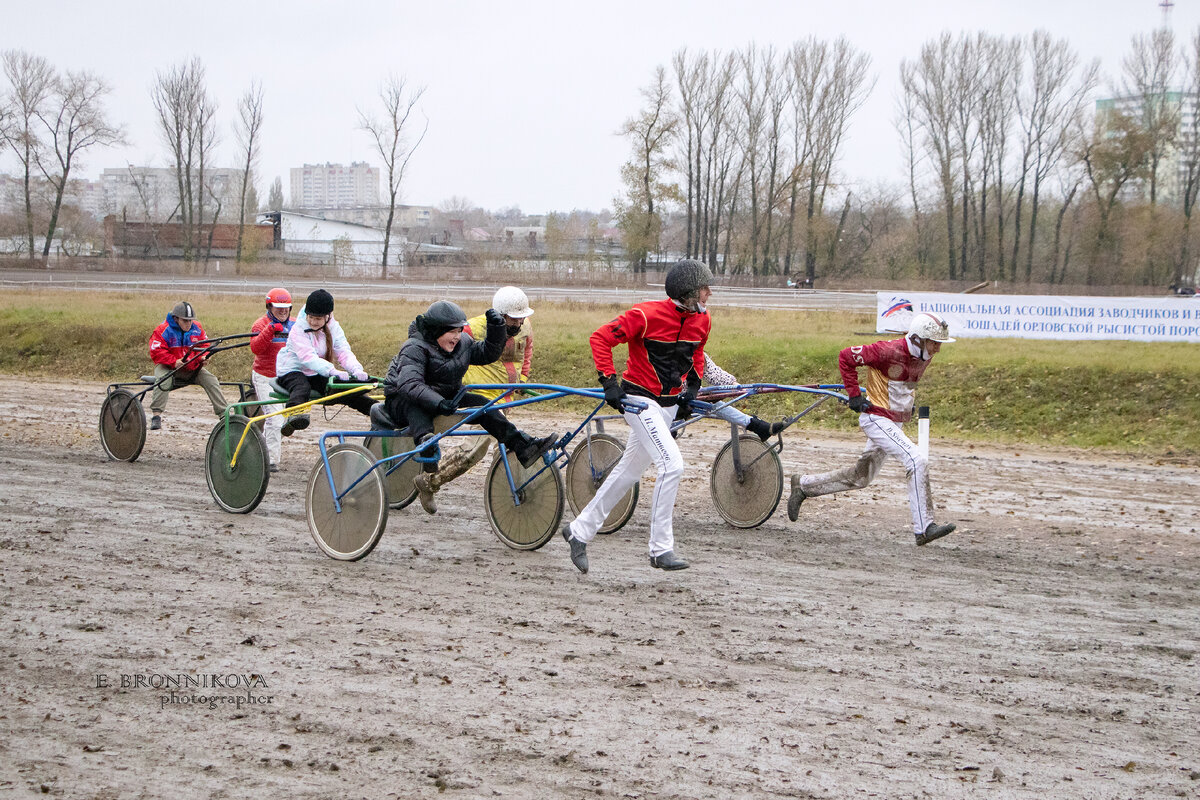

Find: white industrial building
<box><xmin>259</xmin><ymin>210</ymin><xmax>407</xmax><ymax>277</ymax></box>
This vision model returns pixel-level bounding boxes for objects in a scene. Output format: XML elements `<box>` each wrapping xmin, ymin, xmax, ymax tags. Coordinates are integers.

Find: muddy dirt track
<box><xmin>1</xmin><ymin>376</ymin><xmax>1198</xmax><ymax>799</ymax></box>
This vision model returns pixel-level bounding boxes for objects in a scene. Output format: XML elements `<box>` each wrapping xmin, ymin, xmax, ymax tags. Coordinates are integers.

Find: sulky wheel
<box><xmin>366</xmin><ymin>434</ymin><xmax>420</xmax><ymax>510</ymax></box>
<box><xmin>484</xmin><ymin>449</ymin><xmax>564</xmax><ymax>551</ymax></box>
<box><xmin>709</xmin><ymin>434</ymin><xmax>783</xmax><ymax>529</ymax></box>
<box><xmin>564</xmin><ymin>432</ymin><xmax>637</xmax><ymax>535</ymax></box>
<box><xmin>205</xmin><ymin>414</ymin><xmax>270</xmax><ymax>514</ymax></box>
<box><xmin>306</xmin><ymin>442</ymin><xmax>388</xmax><ymax>561</ymax></box>
<box><xmin>99</xmin><ymin>389</ymin><xmax>147</xmax><ymax>462</ymax></box>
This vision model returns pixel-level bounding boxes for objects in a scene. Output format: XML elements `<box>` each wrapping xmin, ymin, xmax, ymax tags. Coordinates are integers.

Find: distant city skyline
<box><xmin>7</xmin><ymin>0</ymin><xmax>1200</xmax><ymax>214</ymax></box>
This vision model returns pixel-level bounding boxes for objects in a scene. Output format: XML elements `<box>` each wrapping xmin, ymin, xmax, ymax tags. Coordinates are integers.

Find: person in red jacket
<box><xmin>147</xmin><ymin>301</ymin><xmax>229</xmax><ymax>430</ymax></box>
<box><xmin>249</xmin><ymin>288</ymin><xmax>295</xmax><ymax>472</ymax></box>
<box><xmin>561</xmin><ymin>259</ymin><xmax>712</xmax><ymax>574</ymax></box>
<box><xmin>785</xmin><ymin>312</ymin><xmax>958</xmax><ymax>546</ymax></box>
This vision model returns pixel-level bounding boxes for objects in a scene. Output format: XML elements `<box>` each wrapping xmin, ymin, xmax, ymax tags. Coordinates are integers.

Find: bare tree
<box><xmin>808</xmin><ymin>39</ymin><xmax>873</xmax><ymax>279</ymax></box>
<box><xmin>1121</xmin><ymin>28</ymin><xmax>1179</xmax><ymax>205</ymax></box>
<box><xmin>1176</xmin><ymin>27</ymin><xmax>1200</xmax><ymax>286</ymax></box>
<box><xmin>151</xmin><ymin>57</ymin><xmax>218</xmax><ymax>263</ymax></box>
<box><xmin>1</xmin><ymin>50</ymin><xmax>54</xmax><ymax>260</ymax></box>
<box><xmin>234</xmin><ymin>81</ymin><xmax>264</xmax><ymax>267</ymax></box>
<box><xmin>974</xmin><ymin>34</ymin><xmax>1020</xmax><ymax>281</ymax></box>
<box><xmin>901</xmin><ymin>33</ymin><xmax>959</xmax><ymax>279</ymax></box>
<box><xmin>1079</xmin><ymin>109</ymin><xmax>1154</xmax><ymax>284</ymax></box>
<box><xmin>737</xmin><ymin>45</ymin><xmax>768</xmax><ymax>273</ymax></box>
<box><xmin>34</xmin><ymin>68</ymin><xmax>123</xmax><ymax>258</ymax></box>
<box><xmin>616</xmin><ymin>65</ymin><xmax>678</xmax><ymax>271</ymax></box>
<box><xmin>759</xmin><ymin>47</ymin><xmax>791</xmax><ymax>273</ymax></box>
<box><xmin>704</xmin><ymin>54</ymin><xmax>741</xmax><ymax>272</ymax></box>
<box><xmin>950</xmin><ymin>35</ymin><xmax>982</xmax><ymax>277</ymax></box>
<box><xmin>1017</xmin><ymin>32</ymin><xmax>1098</xmax><ymax>281</ymax></box>
<box><xmin>359</xmin><ymin>75</ymin><xmax>427</xmax><ymax>279</ymax></box>
<box><xmin>671</xmin><ymin>49</ymin><xmax>709</xmax><ymax>259</ymax></box>
<box><xmin>896</xmin><ymin>80</ymin><xmax>934</xmax><ymax>276</ymax></box>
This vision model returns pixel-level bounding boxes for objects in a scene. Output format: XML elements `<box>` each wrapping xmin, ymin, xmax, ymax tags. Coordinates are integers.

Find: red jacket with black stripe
<box><xmin>590</xmin><ymin>299</ymin><xmax>710</xmax><ymax>403</ymax></box>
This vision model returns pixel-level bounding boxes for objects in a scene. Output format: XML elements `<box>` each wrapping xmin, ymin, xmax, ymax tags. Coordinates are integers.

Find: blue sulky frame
<box><xmin>304</xmin><ymin>383</ymin><xmax>647</xmax><ymax>561</ymax></box>
<box><xmin>304</xmin><ymin>381</ymin><xmax>849</xmax><ymax>561</ymax></box>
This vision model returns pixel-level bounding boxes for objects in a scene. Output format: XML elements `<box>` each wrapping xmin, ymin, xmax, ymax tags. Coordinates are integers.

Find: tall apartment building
<box><xmin>290</xmin><ymin>162</ymin><xmax>380</xmax><ymax>209</ymax></box>
<box><xmin>1096</xmin><ymin>90</ymin><xmax>1200</xmax><ymax>206</ymax></box>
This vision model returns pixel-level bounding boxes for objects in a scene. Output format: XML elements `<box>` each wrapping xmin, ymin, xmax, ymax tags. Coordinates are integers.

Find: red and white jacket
<box><xmin>249</xmin><ymin>313</ymin><xmax>294</xmax><ymax>377</ymax></box>
<box><xmin>590</xmin><ymin>299</ymin><xmax>710</xmax><ymax>402</ymax></box>
<box><xmin>839</xmin><ymin>337</ymin><xmax>930</xmax><ymax>423</ymax></box>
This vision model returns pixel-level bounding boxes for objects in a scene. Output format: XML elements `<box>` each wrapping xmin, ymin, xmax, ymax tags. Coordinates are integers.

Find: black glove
<box><xmin>436</xmin><ymin>397</ymin><xmax>457</xmax><ymax>415</ymax></box>
<box><xmin>675</xmin><ymin>390</ymin><xmax>696</xmax><ymax>418</ymax></box>
<box><xmin>847</xmin><ymin>394</ymin><xmax>870</xmax><ymax>413</ymax></box>
<box><xmin>601</xmin><ymin>375</ymin><xmax>626</xmax><ymax>413</ymax></box>
<box><xmin>485</xmin><ymin>308</ymin><xmax>505</xmax><ymax>328</ymax></box>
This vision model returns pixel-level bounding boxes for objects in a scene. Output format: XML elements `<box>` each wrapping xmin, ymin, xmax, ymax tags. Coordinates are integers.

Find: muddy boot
<box><xmin>413</xmin><ymin>473</ymin><xmax>437</xmax><ymax>515</ymax></box>
<box><xmin>916</xmin><ymin>522</ymin><xmax>956</xmax><ymax>546</ymax></box>
<box><xmin>786</xmin><ymin>475</ymin><xmax>807</xmax><ymax>522</ymax></box>
<box><xmin>150</xmin><ymin>415</ymin><xmax>162</xmax><ymax>431</ymax></box>
<box><xmin>649</xmin><ymin>550</ymin><xmax>689</xmax><ymax>570</ymax></box>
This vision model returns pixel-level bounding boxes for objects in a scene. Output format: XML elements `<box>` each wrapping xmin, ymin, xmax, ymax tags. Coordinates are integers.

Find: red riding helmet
<box><xmin>266</xmin><ymin>287</ymin><xmax>292</xmax><ymax>309</ymax></box>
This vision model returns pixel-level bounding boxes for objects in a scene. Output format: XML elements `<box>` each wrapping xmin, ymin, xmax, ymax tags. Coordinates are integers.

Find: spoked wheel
<box><xmin>205</xmin><ymin>415</ymin><xmax>270</xmax><ymax>514</ymax></box>
<box><xmin>99</xmin><ymin>389</ymin><xmax>147</xmax><ymax>462</ymax></box>
<box><xmin>564</xmin><ymin>433</ymin><xmax>637</xmax><ymax>534</ymax></box>
<box><xmin>710</xmin><ymin>434</ymin><xmax>783</xmax><ymax>529</ymax></box>
<box><xmin>306</xmin><ymin>443</ymin><xmax>388</xmax><ymax>561</ymax></box>
<box><xmin>484</xmin><ymin>450</ymin><xmax>564</xmax><ymax>551</ymax></box>
<box><xmin>366</xmin><ymin>434</ymin><xmax>420</xmax><ymax>510</ymax></box>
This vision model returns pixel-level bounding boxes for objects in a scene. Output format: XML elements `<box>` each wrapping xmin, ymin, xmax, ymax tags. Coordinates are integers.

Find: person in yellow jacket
<box><xmin>411</xmin><ymin>286</ymin><xmax>536</xmax><ymax>513</ymax></box>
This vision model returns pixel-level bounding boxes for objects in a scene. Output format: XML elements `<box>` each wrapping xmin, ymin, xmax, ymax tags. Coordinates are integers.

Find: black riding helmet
<box><xmin>305</xmin><ymin>289</ymin><xmax>334</xmax><ymax>316</ymax></box>
<box><xmin>665</xmin><ymin>259</ymin><xmax>713</xmax><ymax>310</ymax></box>
<box><xmin>416</xmin><ymin>300</ymin><xmax>469</xmax><ymax>342</ymax></box>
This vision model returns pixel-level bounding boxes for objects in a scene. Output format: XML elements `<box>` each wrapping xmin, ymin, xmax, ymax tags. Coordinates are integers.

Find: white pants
<box><xmin>799</xmin><ymin>413</ymin><xmax>934</xmax><ymax>535</ymax></box>
<box><xmin>711</xmin><ymin>403</ymin><xmax>751</xmax><ymax>428</ymax></box>
<box><xmin>251</xmin><ymin>370</ymin><xmax>284</xmax><ymax>466</ymax></box>
<box><xmin>569</xmin><ymin>397</ymin><xmax>683</xmax><ymax>557</ymax></box>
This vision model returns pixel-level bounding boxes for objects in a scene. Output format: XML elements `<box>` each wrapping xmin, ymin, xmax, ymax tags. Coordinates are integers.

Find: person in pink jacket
<box><xmin>274</xmin><ymin>289</ymin><xmax>374</xmax><ymax>435</ymax></box>
<box><xmin>785</xmin><ymin>312</ymin><xmax>958</xmax><ymax>546</ymax></box>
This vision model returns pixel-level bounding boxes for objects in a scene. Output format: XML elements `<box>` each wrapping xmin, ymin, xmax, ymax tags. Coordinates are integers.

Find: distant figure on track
<box><xmin>249</xmin><ymin>287</ymin><xmax>295</xmax><ymax>472</ymax></box>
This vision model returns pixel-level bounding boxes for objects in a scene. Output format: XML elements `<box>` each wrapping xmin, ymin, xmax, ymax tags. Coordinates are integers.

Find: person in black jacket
<box><xmin>382</xmin><ymin>300</ymin><xmax>558</xmax><ymax>485</ymax></box>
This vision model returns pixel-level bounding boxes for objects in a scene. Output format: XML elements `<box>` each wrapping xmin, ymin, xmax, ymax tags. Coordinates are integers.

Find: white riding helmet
<box><xmin>493</xmin><ymin>286</ymin><xmax>534</xmax><ymax>318</ymax></box>
<box><xmin>908</xmin><ymin>312</ymin><xmax>956</xmax><ymax>343</ymax></box>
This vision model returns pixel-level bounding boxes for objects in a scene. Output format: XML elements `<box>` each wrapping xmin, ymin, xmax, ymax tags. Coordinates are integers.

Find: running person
<box><xmin>785</xmin><ymin>312</ymin><xmax>958</xmax><ymax>546</ymax></box>
<box><xmin>249</xmin><ymin>288</ymin><xmax>295</xmax><ymax>472</ymax></box>
<box><xmin>561</xmin><ymin>259</ymin><xmax>713</xmax><ymax>573</ymax></box>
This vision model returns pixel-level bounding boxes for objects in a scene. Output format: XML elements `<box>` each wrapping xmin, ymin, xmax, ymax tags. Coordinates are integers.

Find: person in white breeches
<box><xmin>785</xmin><ymin>312</ymin><xmax>958</xmax><ymax>546</ymax></box>
<box><xmin>561</xmin><ymin>259</ymin><xmax>714</xmax><ymax>574</ymax></box>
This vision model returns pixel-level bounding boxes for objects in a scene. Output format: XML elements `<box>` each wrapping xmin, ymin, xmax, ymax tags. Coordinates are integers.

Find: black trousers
<box><xmin>277</xmin><ymin>371</ymin><xmax>375</xmax><ymax>416</ymax></box>
<box><xmin>384</xmin><ymin>391</ymin><xmax>522</xmax><ymax>446</ymax></box>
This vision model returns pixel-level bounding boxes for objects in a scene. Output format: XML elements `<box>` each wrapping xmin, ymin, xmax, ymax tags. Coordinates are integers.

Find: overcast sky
<box><xmin>8</xmin><ymin>0</ymin><xmax>1200</xmax><ymax>215</ymax></box>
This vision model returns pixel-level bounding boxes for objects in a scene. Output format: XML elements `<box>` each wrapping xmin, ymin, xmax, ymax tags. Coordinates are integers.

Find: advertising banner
<box><xmin>876</xmin><ymin>292</ymin><xmax>1200</xmax><ymax>342</ymax></box>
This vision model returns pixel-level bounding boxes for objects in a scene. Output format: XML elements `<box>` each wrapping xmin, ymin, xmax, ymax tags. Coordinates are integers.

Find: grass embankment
<box><xmin>1</xmin><ymin>289</ymin><xmax>1197</xmax><ymax>459</ymax></box>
